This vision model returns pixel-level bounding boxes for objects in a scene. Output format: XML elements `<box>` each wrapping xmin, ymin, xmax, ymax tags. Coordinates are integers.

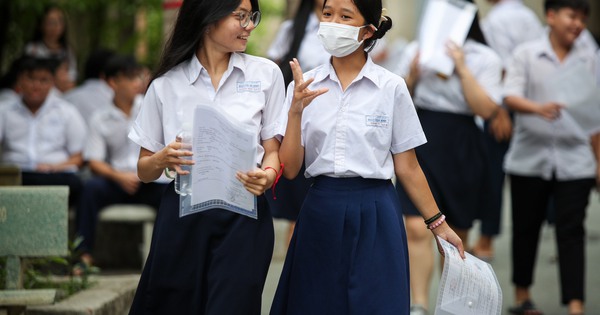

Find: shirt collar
<box><xmin>536</xmin><ymin>30</ymin><xmax>588</xmax><ymax>62</ymax></box>
<box><xmin>18</xmin><ymin>91</ymin><xmax>59</xmax><ymax>116</ymax></box>
<box><xmin>312</xmin><ymin>55</ymin><xmax>381</xmax><ymax>88</ymax></box>
<box><xmin>185</xmin><ymin>53</ymin><xmax>246</xmax><ymax>85</ymax></box>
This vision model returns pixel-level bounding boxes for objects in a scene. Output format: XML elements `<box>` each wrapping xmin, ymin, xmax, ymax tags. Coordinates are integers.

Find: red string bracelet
<box><xmin>264</xmin><ymin>163</ymin><xmax>284</xmax><ymax>200</ymax></box>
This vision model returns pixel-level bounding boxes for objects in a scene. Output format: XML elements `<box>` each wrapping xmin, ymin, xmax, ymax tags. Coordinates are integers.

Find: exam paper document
<box><xmin>546</xmin><ymin>62</ymin><xmax>600</xmax><ymax>135</ymax></box>
<box><xmin>417</xmin><ymin>0</ymin><xmax>477</xmax><ymax>76</ymax></box>
<box><xmin>435</xmin><ymin>237</ymin><xmax>502</xmax><ymax>315</ymax></box>
<box><xmin>179</xmin><ymin>105</ymin><xmax>258</xmax><ymax>219</ymax></box>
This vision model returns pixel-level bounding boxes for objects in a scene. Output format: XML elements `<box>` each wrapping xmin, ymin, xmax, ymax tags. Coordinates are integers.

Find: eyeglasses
<box><xmin>232</xmin><ymin>10</ymin><xmax>261</xmax><ymax>28</ymax></box>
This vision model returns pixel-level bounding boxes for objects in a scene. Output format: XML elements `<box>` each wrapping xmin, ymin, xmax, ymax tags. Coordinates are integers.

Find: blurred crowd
<box><xmin>0</xmin><ymin>1</ymin><xmax>598</xmax><ymax>314</ymax></box>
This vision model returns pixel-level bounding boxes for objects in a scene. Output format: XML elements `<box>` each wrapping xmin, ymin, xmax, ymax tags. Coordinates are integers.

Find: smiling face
<box><xmin>205</xmin><ymin>0</ymin><xmax>257</xmax><ymax>53</ymax></box>
<box><xmin>547</xmin><ymin>7</ymin><xmax>587</xmax><ymax>48</ymax></box>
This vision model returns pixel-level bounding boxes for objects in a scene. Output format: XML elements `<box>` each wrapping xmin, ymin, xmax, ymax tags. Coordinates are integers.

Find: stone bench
<box><xmin>98</xmin><ymin>204</ymin><xmax>156</xmax><ymax>268</ymax></box>
<box><xmin>0</xmin><ymin>186</ymin><xmax>69</xmax><ymax>315</ymax></box>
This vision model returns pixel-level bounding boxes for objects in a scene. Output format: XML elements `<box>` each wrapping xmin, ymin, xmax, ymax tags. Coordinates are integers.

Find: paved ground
<box><xmin>261</xmin><ymin>188</ymin><xmax>600</xmax><ymax>315</ymax></box>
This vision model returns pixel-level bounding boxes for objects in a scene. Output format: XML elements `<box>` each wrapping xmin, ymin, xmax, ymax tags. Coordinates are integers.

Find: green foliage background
<box><xmin>0</xmin><ymin>0</ymin><xmax>285</xmax><ymax>79</ymax></box>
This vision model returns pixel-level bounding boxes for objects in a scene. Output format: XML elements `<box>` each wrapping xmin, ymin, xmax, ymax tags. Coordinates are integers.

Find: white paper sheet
<box><xmin>417</xmin><ymin>0</ymin><xmax>477</xmax><ymax>76</ymax></box>
<box><xmin>435</xmin><ymin>237</ymin><xmax>502</xmax><ymax>315</ymax></box>
<box><xmin>546</xmin><ymin>62</ymin><xmax>600</xmax><ymax>135</ymax></box>
<box><xmin>179</xmin><ymin>105</ymin><xmax>258</xmax><ymax>219</ymax></box>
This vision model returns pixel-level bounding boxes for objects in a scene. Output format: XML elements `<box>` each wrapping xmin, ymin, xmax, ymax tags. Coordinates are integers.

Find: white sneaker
<box><xmin>410</xmin><ymin>304</ymin><xmax>428</xmax><ymax>315</ymax></box>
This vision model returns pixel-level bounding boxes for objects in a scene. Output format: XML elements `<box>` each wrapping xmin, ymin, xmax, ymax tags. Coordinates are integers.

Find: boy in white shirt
<box><xmin>503</xmin><ymin>1</ymin><xmax>597</xmax><ymax>314</ymax></box>
<box><xmin>75</xmin><ymin>55</ymin><xmax>167</xmax><ymax>269</ymax></box>
<box><xmin>0</xmin><ymin>56</ymin><xmax>86</xmax><ymax>206</ymax></box>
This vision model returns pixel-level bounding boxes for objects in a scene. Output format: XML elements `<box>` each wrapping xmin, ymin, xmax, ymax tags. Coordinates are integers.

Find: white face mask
<box><xmin>317</xmin><ymin>22</ymin><xmax>366</xmax><ymax>58</ymax></box>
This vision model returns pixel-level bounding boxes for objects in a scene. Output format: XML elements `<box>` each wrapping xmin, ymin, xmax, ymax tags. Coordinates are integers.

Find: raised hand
<box><xmin>288</xmin><ymin>58</ymin><xmax>329</xmax><ymax>114</ymax></box>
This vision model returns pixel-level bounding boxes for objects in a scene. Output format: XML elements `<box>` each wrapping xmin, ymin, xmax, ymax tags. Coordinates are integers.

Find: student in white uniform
<box><xmin>0</xmin><ymin>57</ymin><xmax>86</xmax><ymax>207</ymax></box>
<box><xmin>394</xmin><ymin>9</ymin><xmax>503</xmax><ymax>314</ymax></box>
<box><xmin>270</xmin><ymin>0</ymin><xmax>464</xmax><ymax>314</ymax></box>
<box><xmin>75</xmin><ymin>55</ymin><xmax>167</xmax><ymax>272</ymax></box>
<box><xmin>64</xmin><ymin>49</ymin><xmax>116</xmax><ymax>126</ymax></box>
<box><xmin>126</xmin><ymin>0</ymin><xmax>285</xmax><ymax>313</ymax></box>
<box><xmin>472</xmin><ymin>0</ymin><xmax>543</xmax><ymax>262</ymax></box>
<box><xmin>24</xmin><ymin>5</ymin><xmax>77</xmax><ymax>87</ymax></box>
<box><xmin>503</xmin><ymin>1</ymin><xmax>597</xmax><ymax>314</ymax></box>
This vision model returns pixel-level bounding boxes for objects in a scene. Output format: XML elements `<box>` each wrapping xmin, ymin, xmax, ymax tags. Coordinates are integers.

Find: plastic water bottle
<box><xmin>174</xmin><ymin>122</ymin><xmax>192</xmax><ymax>196</ymax></box>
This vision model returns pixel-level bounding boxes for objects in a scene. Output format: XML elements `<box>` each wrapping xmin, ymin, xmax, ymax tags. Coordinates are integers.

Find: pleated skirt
<box><xmin>270</xmin><ymin>176</ymin><xmax>410</xmax><ymax>315</ymax></box>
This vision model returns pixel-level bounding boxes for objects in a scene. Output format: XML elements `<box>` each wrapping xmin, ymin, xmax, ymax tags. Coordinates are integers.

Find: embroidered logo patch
<box><xmin>237</xmin><ymin>81</ymin><xmax>261</xmax><ymax>92</ymax></box>
<box><xmin>365</xmin><ymin>115</ymin><xmax>389</xmax><ymax>127</ymax></box>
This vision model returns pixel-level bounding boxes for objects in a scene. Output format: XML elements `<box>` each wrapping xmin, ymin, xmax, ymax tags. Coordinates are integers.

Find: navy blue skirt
<box><xmin>129</xmin><ymin>182</ymin><xmax>274</xmax><ymax>315</ymax></box>
<box><xmin>270</xmin><ymin>177</ymin><xmax>410</xmax><ymax>315</ymax></box>
<box><xmin>396</xmin><ymin>109</ymin><xmax>490</xmax><ymax>229</ymax></box>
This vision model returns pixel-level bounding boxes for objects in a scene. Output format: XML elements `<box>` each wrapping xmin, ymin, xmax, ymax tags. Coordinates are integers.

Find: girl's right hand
<box><xmin>289</xmin><ymin>58</ymin><xmax>329</xmax><ymax>114</ymax></box>
<box><xmin>158</xmin><ymin>139</ymin><xmax>194</xmax><ymax>175</ymax></box>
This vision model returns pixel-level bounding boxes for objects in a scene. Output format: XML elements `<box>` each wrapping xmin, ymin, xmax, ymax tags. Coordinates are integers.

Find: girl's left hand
<box><xmin>236</xmin><ymin>168</ymin><xmax>271</xmax><ymax>196</ymax></box>
<box><xmin>431</xmin><ymin>222</ymin><xmax>466</xmax><ymax>259</ymax></box>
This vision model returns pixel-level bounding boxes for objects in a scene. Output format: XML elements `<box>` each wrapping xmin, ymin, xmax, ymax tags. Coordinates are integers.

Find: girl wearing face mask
<box><xmin>269</xmin><ymin>0</ymin><xmax>464</xmax><ymax>314</ymax></box>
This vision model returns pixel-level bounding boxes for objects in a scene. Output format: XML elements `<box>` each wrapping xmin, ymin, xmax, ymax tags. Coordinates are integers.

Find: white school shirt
<box><xmin>129</xmin><ymin>53</ymin><xmax>285</xmax><ymax>166</ymax></box>
<box><xmin>84</xmin><ymin>99</ymin><xmax>142</xmax><ymax>173</ymax></box>
<box><xmin>481</xmin><ymin>0</ymin><xmax>543</xmax><ymax>68</ymax></box>
<box><xmin>267</xmin><ymin>13</ymin><xmax>330</xmax><ymax>72</ymax></box>
<box><xmin>503</xmin><ymin>35</ymin><xmax>597</xmax><ymax>180</ymax></box>
<box><xmin>284</xmin><ymin>56</ymin><xmax>427</xmax><ymax>179</ymax></box>
<box><xmin>0</xmin><ymin>93</ymin><xmax>87</xmax><ymax>171</ymax></box>
<box><xmin>63</xmin><ymin>79</ymin><xmax>114</xmax><ymax>125</ymax></box>
<box><xmin>396</xmin><ymin>40</ymin><xmax>503</xmax><ymax>115</ymax></box>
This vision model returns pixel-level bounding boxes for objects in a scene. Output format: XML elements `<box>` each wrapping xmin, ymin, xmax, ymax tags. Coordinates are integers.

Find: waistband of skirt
<box><xmin>312</xmin><ymin>176</ymin><xmax>391</xmax><ymax>190</ymax></box>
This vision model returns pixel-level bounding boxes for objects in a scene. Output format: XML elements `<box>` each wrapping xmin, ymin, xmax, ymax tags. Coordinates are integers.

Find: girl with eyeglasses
<box><xmin>269</xmin><ymin>0</ymin><xmax>464</xmax><ymax>313</ymax></box>
<box><xmin>127</xmin><ymin>0</ymin><xmax>285</xmax><ymax>314</ymax></box>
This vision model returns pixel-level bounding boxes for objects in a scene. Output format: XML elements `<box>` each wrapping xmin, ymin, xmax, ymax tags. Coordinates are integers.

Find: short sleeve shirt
<box><xmin>503</xmin><ymin>35</ymin><xmax>598</xmax><ymax>180</ymax></box>
<box><xmin>128</xmin><ymin>53</ymin><xmax>285</xmax><ymax>166</ymax></box>
<box><xmin>283</xmin><ymin>57</ymin><xmax>427</xmax><ymax>179</ymax></box>
<box><xmin>0</xmin><ymin>93</ymin><xmax>87</xmax><ymax>171</ymax></box>
<box><xmin>85</xmin><ymin>99</ymin><xmax>142</xmax><ymax>173</ymax></box>
<box><xmin>396</xmin><ymin>40</ymin><xmax>503</xmax><ymax>114</ymax></box>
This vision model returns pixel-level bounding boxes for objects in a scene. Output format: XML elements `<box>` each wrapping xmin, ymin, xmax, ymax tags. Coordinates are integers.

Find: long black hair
<box><xmin>151</xmin><ymin>0</ymin><xmax>260</xmax><ymax>82</ymax></box>
<box><xmin>31</xmin><ymin>5</ymin><xmax>69</xmax><ymax>49</ymax></box>
<box><xmin>278</xmin><ymin>0</ymin><xmax>320</xmax><ymax>85</ymax></box>
<box><xmin>467</xmin><ymin>11</ymin><xmax>487</xmax><ymax>45</ymax></box>
<box><xmin>464</xmin><ymin>0</ymin><xmax>487</xmax><ymax>45</ymax></box>
<box><xmin>323</xmin><ymin>0</ymin><xmax>393</xmax><ymax>52</ymax></box>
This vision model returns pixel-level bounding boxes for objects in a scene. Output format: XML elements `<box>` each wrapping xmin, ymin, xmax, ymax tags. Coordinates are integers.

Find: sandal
<box><xmin>508</xmin><ymin>300</ymin><xmax>544</xmax><ymax>315</ymax></box>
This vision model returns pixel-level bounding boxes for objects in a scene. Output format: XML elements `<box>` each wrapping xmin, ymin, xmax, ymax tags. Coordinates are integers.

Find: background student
<box><xmin>394</xmin><ymin>6</ymin><xmax>503</xmax><ymax>314</ymax></box>
<box><xmin>0</xmin><ymin>56</ymin><xmax>86</xmax><ymax>207</ymax></box>
<box><xmin>75</xmin><ymin>54</ymin><xmax>167</xmax><ymax>271</ymax></box>
<box><xmin>502</xmin><ymin>1</ymin><xmax>597</xmax><ymax>314</ymax></box>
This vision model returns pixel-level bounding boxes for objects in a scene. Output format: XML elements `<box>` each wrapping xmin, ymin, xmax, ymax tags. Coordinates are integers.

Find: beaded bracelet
<box><xmin>424</xmin><ymin>211</ymin><xmax>443</xmax><ymax>225</ymax></box>
<box><xmin>427</xmin><ymin>215</ymin><xmax>446</xmax><ymax>230</ymax></box>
